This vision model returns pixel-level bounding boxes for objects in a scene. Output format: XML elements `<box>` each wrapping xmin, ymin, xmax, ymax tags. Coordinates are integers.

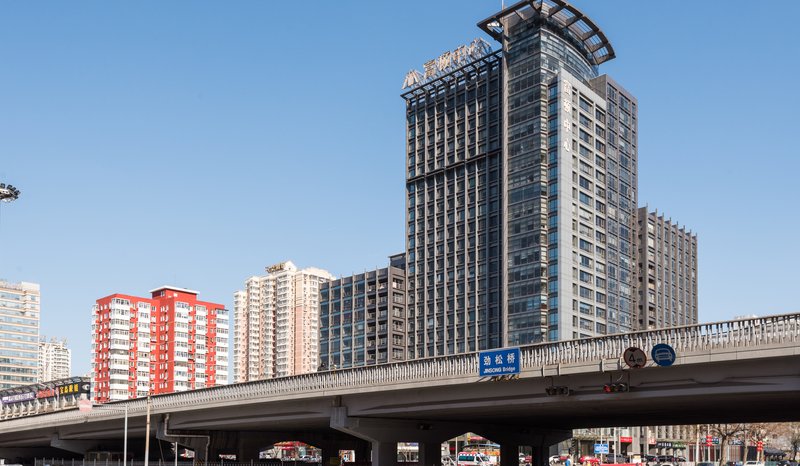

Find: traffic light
<box><xmin>545</xmin><ymin>386</ymin><xmax>571</xmax><ymax>396</ymax></box>
<box><xmin>757</xmin><ymin>441</ymin><xmax>763</xmax><ymax>452</ymax></box>
<box><xmin>705</xmin><ymin>435</ymin><xmax>712</xmax><ymax>447</ymax></box>
<box><xmin>602</xmin><ymin>383</ymin><xmax>629</xmax><ymax>393</ymax></box>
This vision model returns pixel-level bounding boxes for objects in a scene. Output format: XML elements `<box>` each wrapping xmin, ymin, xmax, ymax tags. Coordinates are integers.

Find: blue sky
<box><xmin>1</xmin><ymin>1</ymin><xmax>798</xmax><ymax>377</ymax></box>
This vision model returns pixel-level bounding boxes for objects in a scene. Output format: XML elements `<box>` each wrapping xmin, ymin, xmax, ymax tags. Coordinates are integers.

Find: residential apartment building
<box><xmin>636</xmin><ymin>208</ymin><xmax>698</xmax><ymax>329</ymax></box>
<box><xmin>38</xmin><ymin>337</ymin><xmax>71</xmax><ymax>382</ymax></box>
<box><xmin>401</xmin><ymin>0</ymin><xmax>637</xmax><ymax>358</ymax></box>
<box><xmin>234</xmin><ymin>261</ymin><xmax>334</xmax><ymax>382</ymax></box>
<box><xmin>91</xmin><ymin>286</ymin><xmax>229</xmax><ymax>403</ymax></box>
<box><xmin>319</xmin><ymin>256</ymin><xmax>407</xmax><ymax>369</ymax></box>
<box><xmin>0</xmin><ymin>280</ymin><xmax>39</xmax><ymax>388</ymax></box>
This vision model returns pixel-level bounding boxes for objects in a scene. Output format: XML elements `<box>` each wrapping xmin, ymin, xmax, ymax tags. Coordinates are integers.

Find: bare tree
<box><xmin>745</xmin><ymin>422</ymin><xmax>771</xmax><ymax>462</ymax></box>
<box><xmin>709</xmin><ymin>424</ymin><xmax>747</xmax><ymax>465</ymax></box>
<box><xmin>791</xmin><ymin>423</ymin><xmax>800</xmax><ymax>462</ymax></box>
<box><xmin>774</xmin><ymin>422</ymin><xmax>800</xmax><ymax>462</ymax></box>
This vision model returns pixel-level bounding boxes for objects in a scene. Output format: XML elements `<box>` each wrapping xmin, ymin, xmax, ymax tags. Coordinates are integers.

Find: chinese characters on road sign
<box><xmin>478</xmin><ymin>347</ymin><xmax>521</xmax><ymax>377</ymax></box>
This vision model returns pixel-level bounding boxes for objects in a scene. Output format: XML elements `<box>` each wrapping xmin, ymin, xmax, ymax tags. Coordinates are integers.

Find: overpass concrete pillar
<box><xmin>355</xmin><ymin>439</ymin><xmax>371</xmax><ymax>464</ymax></box>
<box><xmin>533</xmin><ymin>447</ymin><xmax>550</xmax><ymax>466</ymax></box>
<box><xmin>501</xmin><ymin>443</ymin><xmax>519</xmax><ymax>466</ymax></box>
<box><xmin>316</xmin><ymin>441</ymin><xmax>336</xmax><ymax>466</ymax></box>
<box><xmin>237</xmin><ymin>443</ymin><xmax>263</xmax><ymax>462</ymax></box>
<box><xmin>418</xmin><ymin>441</ymin><xmax>443</xmax><ymax>466</ymax></box>
<box><xmin>372</xmin><ymin>440</ymin><xmax>397</xmax><ymax>466</ymax></box>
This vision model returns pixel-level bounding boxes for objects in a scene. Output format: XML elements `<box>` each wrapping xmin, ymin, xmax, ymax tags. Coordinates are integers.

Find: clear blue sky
<box><xmin>1</xmin><ymin>1</ymin><xmax>798</xmax><ymax>377</ymax></box>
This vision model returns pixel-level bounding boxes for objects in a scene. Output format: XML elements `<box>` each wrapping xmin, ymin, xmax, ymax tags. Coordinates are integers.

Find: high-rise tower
<box><xmin>0</xmin><ymin>280</ymin><xmax>39</xmax><ymax>388</ymax></box>
<box><xmin>402</xmin><ymin>0</ymin><xmax>638</xmax><ymax>357</ymax></box>
<box><xmin>91</xmin><ymin>286</ymin><xmax>229</xmax><ymax>403</ymax></box>
<box><xmin>635</xmin><ymin>208</ymin><xmax>698</xmax><ymax>329</ymax></box>
<box><xmin>234</xmin><ymin>261</ymin><xmax>334</xmax><ymax>381</ymax></box>
<box><xmin>38</xmin><ymin>337</ymin><xmax>71</xmax><ymax>382</ymax></box>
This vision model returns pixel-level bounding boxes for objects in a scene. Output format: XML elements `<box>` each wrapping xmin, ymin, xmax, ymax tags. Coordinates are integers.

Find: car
<box><xmin>604</xmin><ymin>454</ymin><xmax>626</xmax><ymax>464</ymax></box>
<box><xmin>697</xmin><ymin>462</ymin><xmax>716</xmax><ymax>466</ymax></box>
<box><xmin>744</xmin><ymin>462</ymin><xmax>765</xmax><ymax>466</ymax></box>
<box><xmin>457</xmin><ymin>452</ymin><xmax>493</xmax><ymax>466</ymax></box>
<box><xmin>579</xmin><ymin>456</ymin><xmax>600</xmax><ymax>465</ymax></box>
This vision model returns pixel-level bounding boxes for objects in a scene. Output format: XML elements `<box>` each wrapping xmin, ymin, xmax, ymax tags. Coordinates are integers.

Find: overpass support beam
<box><xmin>50</xmin><ymin>433</ymin><xmax>98</xmax><ymax>455</ymax></box>
<box><xmin>476</xmin><ymin>427</ymin><xmax>572</xmax><ymax>466</ymax></box>
<box><xmin>332</xmin><ymin>406</ymin><xmax>461</xmax><ymax>466</ymax></box>
<box><xmin>157</xmin><ymin>415</ymin><xmax>210</xmax><ymax>462</ymax></box>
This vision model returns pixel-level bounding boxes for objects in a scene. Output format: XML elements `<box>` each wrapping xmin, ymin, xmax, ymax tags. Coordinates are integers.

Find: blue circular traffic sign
<box><xmin>651</xmin><ymin>343</ymin><xmax>676</xmax><ymax>367</ymax></box>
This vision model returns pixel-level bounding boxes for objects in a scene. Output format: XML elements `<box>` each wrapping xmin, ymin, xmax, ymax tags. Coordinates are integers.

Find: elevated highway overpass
<box><xmin>0</xmin><ymin>313</ymin><xmax>798</xmax><ymax>464</ymax></box>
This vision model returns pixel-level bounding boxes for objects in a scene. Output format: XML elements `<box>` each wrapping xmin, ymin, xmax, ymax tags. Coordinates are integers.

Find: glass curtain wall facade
<box><xmin>403</xmin><ymin>52</ymin><xmax>504</xmax><ymax>358</ymax></box>
<box><xmin>0</xmin><ymin>281</ymin><xmax>39</xmax><ymax>389</ymax></box>
<box><xmin>403</xmin><ymin>0</ymin><xmax>638</xmax><ymax>355</ymax></box>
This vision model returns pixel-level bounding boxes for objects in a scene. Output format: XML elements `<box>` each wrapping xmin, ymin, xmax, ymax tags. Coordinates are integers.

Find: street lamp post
<box><xmin>144</xmin><ymin>393</ymin><xmax>151</xmax><ymax>466</ymax></box>
<box><xmin>124</xmin><ymin>404</ymin><xmax>128</xmax><ymax>466</ymax></box>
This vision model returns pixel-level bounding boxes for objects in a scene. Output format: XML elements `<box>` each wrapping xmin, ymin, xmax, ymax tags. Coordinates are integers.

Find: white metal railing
<box><xmin>4</xmin><ymin>313</ymin><xmax>799</xmax><ymax>432</ymax></box>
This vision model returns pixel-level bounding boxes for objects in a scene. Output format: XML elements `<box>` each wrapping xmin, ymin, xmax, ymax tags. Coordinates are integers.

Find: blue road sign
<box><xmin>651</xmin><ymin>343</ymin><xmax>677</xmax><ymax>367</ymax></box>
<box><xmin>478</xmin><ymin>347</ymin><xmax>521</xmax><ymax>377</ymax></box>
<box><xmin>594</xmin><ymin>444</ymin><xmax>609</xmax><ymax>454</ymax></box>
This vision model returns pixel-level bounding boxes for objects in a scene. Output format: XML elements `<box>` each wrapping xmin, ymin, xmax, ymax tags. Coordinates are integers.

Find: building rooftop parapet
<box><xmin>148</xmin><ymin>285</ymin><xmax>199</xmax><ymax>296</ymax></box>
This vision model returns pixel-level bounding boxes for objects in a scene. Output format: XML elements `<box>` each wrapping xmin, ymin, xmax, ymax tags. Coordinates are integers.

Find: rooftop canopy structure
<box><xmin>478</xmin><ymin>0</ymin><xmax>615</xmax><ymax>66</ymax></box>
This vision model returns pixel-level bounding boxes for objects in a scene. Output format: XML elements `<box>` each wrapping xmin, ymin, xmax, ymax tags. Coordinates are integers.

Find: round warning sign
<box><xmin>623</xmin><ymin>347</ymin><xmax>647</xmax><ymax>369</ymax></box>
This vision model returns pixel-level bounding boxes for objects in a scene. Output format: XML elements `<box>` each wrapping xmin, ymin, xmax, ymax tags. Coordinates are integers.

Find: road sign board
<box><xmin>478</xmin><ymin>347</ymin><xmax>521</xmax><ymax>377</ymax></box>
<box><xmin>651</xmin><ymin>343</ymin><xmax>677</xmax><ymax>367</ymax></box>
<box><xmin>623</xmin><ymin>347</ymin><xmax>647</xmax><ymax>368</ymax></box>
<box><xmin>594</xmin><ymin>444</ymin><xmax>609</xmax><ymax>454</ymax></box>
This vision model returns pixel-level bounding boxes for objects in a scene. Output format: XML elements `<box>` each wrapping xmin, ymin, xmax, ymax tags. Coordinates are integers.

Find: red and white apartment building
<box><xmin>91</xmin><ymin>286</ymin><xmax>229</xmax><ymax>403</ymax></box>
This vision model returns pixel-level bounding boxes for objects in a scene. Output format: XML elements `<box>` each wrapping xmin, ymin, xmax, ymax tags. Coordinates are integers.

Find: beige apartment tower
<box><xmin>233</xmin><ymin>261</ymin><xmax>334</xmax><ymax>382</ymax></box>
<box><xmin>38</xmin><ymin>337</ymin><xmax>71</xmax><ymax>382</ymax></box>
<box><xmin>635</xmin><ymin>208</ymin><xmax>698</xmax><ymax>329</ymax></box>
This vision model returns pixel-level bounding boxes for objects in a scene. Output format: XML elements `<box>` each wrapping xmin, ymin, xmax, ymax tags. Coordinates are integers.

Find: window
<box><xmin>579</xmin><ymin>239</ymin><xmax>593</xmax><ymax>252</ymax></box>
<box><xmin>579</xmin><ymin>192</ymin><xmax>592</xmax><ymax>206</ymax></box>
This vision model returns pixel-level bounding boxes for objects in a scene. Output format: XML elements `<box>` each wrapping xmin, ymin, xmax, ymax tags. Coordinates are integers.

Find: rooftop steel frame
<box><xmin>478</xmin><ymin>0</ymin><xmax>615</xmax><ymax>66</ymax></box>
